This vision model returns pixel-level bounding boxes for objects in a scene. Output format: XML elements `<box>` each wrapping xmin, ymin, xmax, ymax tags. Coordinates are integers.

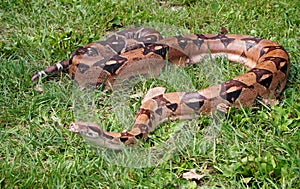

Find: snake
<box><xmin>31</xmin><ymin>28</ymin><xmax>290</xmax><ymax>150</ymax></box>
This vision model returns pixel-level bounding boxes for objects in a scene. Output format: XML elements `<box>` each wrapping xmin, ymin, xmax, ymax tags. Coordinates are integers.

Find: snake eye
<box><xmin>87</xmin><ymin>132</ymin><xmax>95</xmax><ymax>137</ymax></box>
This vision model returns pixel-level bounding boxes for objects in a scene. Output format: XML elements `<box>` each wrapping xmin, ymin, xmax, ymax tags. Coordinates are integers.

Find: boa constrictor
<box><xmin>32</xmin><ymin>28</ymin><xmax>290</xmax><ymax>149</ymax></box>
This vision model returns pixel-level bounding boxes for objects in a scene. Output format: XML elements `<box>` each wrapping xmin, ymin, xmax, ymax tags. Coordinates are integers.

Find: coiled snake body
<box><xmin>32</xmin><ymin>28</ymin><xmax>289</xmax><ymax>149</ymax></box>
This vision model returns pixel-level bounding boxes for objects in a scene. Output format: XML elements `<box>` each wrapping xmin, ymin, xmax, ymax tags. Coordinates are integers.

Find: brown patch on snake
<box><xmin>175</xmin><ymin>36</ymin><xmax>189</xmax><ymax>50</ymax></box>
<box><xmin>136</xmin><ymin>108</ymin><xmax>152</xmax><ymax>119</ymax></box>
<box><xmin>196</xmin><ymin>34</ymin><xmax>235</xmax><ymax>48</ymax></box>
<box><xmin>181</xmin><ymin>92</ymin><xmax>207</xmax><ymax>111</ymax></box>
<box><xmin>220</xmin><ymin>38</ymin><xmax>235</xmax><ymax>48</ymax></box>
<box><xmin>259</xmin><ymin>46</ymin><xmax>285</xmax><ymax>58</ymax></box>
<box><xmin>142</xmin><ymin>43</ymin><xmax>169</xmax><ymax>58</ymax></box>
<box><xmin>73</xmin><ymin>46</ymin><xmax>99</xmax><ymax>57</ymax></box>
<box><xmin>155</xmin><ymin>108</ymin><xmax>163</xmax><ymax>116</ymax></box>
<box><xmin>240</xmin><ymin>51</ymin><xmax>247</xmax><ymax>58</ymax></box>
<box><xmin>250</xmin><ymin>68</ymin><xmax>273</xmax><ymax>88</ymax></box>
<box><xmin>166</xmin><ymin>103</ymin><xmax>178</xmax><ymax>112</ymax></box>
<box><xmin>192</xmin><ymin>39</ymin><xmax>204</xmax><ymax>50</ymax></box>
<box><xmin>98</xmin><ymin>35</ymin><xmax>126</xmax><ymax>53</ymax></box>
<box><xmin>102</xmin><ymin>55</ymin><xmax>128</xmax><ymax>75</ymax></box>
<box><xmin>77</xmin><ymin>63</ymin><xmax>90</xmax><ymax>74</ymax></box>
<box><xmin>134</xmin><ymin>124</ymin><xmax>149</xmax><ymax>133</ymax></box>
<box><xmin>241</xmin><ymin>37</ymin><xmax>263</xmax><ymax>51</ymax></box>
<box><xmin>152</xmin><ymin>94</ymin><xmax>175</xmax><ymax>109</ymax></box>
<box><xmin>220</xmin><ymin>80</ymin><xmax>249</xmax><ymax>103</ymax></box>
<box><xmin>263</xmin><ymin>56</ymin><xmax>289</xmax><ymax>74</ymax></box>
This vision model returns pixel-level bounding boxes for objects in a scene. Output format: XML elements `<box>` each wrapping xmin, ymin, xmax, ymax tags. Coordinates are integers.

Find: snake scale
<box><xmin>32</xmin><ymin>28</ymin><xmax>289</xmax><ymax>149</ymax></box>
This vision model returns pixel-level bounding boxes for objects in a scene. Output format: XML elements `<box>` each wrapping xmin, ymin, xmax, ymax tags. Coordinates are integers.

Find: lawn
<box><xmin>1</xmin><ymin>0</ymin><xmax>299</xmax><ymax>188</ymax></box>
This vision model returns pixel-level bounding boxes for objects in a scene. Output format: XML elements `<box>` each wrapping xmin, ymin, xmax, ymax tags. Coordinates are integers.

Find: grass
<box><xmin>1</xmin><ymin>0</ymin><xmax>299</xmax><ymax>188</ymax></box>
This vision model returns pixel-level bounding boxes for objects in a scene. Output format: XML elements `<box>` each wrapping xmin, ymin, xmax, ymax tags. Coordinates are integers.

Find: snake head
<box><xmin>70</xmin><ymin>122</ymin><xmax>125</xmax><ymax>150</ymax></box>
<box><xmin>70</xmin><ymin>122</ymin><xmax>102</xmax><ymax>138</ymax></box>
